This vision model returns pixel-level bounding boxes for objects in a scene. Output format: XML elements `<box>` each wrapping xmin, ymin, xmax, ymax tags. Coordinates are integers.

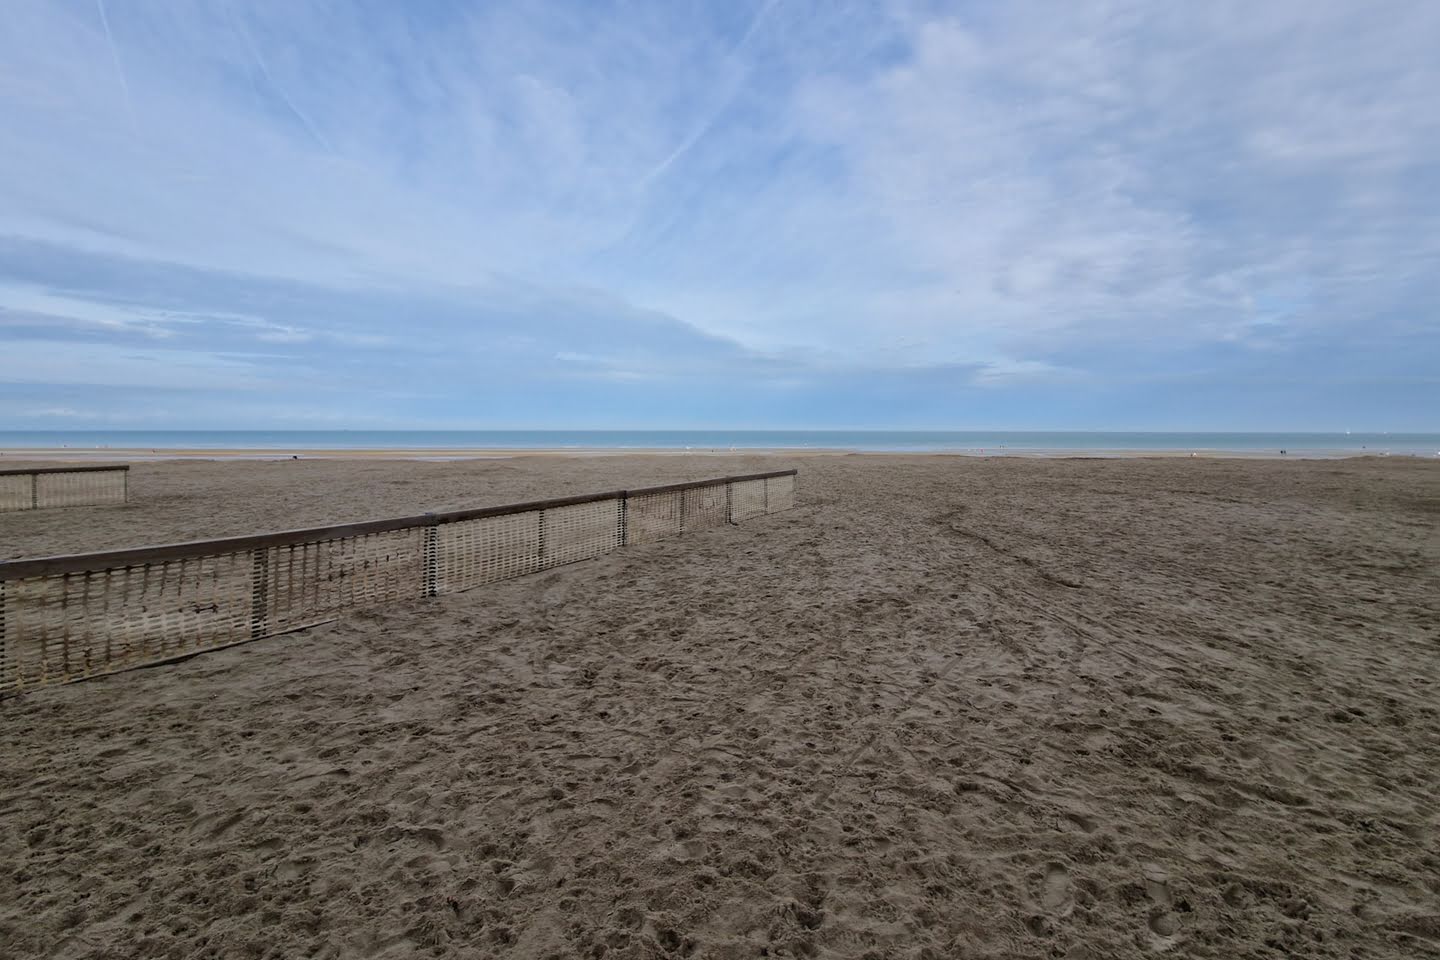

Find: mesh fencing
<box><xmin>682</xmin><ymin>485</ymin><xmax>728</xmax><ymax>532</ymax></box>
<box><xmin>542</xmin><ymin>499</ymin><xmax>624</xmax><ymax>568</ymax></box>
<box><xmin>0</xmin><ymin>466</ymin><xmax>128</xmax><ymax>513</ymax></box>
<box><xmin>0</xmin><ymin>470</ymin><xmax>797</xmax><ymax>696</ymax></box>
<box><xmin>766</xmin><ymin>473</ymin><xmax>796</xmax><ymax>512</ymax></box>
<box><xmin>435</xmin><ymin>511</ymin><xmax>543</xmax><ymax>592</ymax></box>
<box><xmin>730</xmin><ymin>477</ymin><xmax>768</xmax><ymax>522</ymax></box>
<box><xmin>0</xmin><ymin>475</ymin><xmax>30</xmax><ymax>512</ymax></box>
<box><xmin>1</xmin><ymin>552</ymin><xmax>253</xmax><ymax>688</ymax></box>
<box><xmin>264</xmin><ymin>529</ymin><xmax>427</xmax><ymax>636</ymax></box>
<box><xmin>626</xmin><ymin>489</ymin><xmax>684</xmax><ymax>544</ymax></box>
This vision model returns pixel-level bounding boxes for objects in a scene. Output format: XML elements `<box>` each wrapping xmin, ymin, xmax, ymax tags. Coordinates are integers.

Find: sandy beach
<box><xmin>0</xmin><ymin>448</ymin><xmax>847</xmax><ymax>464</ymax></box>
<box><xmin>2</xmin><ymin>454</ymin><xmax>1438</xmax><ymax>959</ymax></box>
<box><xmin>1</xmin><ymin>444</ymin><xmax>1427</xmax><ymax>465</ymax></box>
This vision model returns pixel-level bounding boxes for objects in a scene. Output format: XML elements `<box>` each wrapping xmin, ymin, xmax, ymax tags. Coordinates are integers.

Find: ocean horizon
<box><xmin>1</xmin><ymin>430</ymin><xmax>1437</xmax><ymax>457</ymax></box>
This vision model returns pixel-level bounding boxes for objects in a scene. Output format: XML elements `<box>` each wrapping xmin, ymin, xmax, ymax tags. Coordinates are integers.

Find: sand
<box><xmin>2</xmin><ymin>454</ymin><xmax>1438</xmax><ymax>959</ymax></box>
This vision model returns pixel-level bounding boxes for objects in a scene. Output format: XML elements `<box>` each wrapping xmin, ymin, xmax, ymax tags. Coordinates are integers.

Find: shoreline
<box><xmin>0</xmin><ymin>445</ymin><xmax>1434</xmax><ymax>462</ymax></box>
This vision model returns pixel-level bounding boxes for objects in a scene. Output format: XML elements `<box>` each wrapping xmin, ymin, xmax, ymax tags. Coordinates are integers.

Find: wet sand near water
<box><xmin>1</xmin><ymin>455</ymin><xmax>1438</xmax><ymax>958</ymax></box>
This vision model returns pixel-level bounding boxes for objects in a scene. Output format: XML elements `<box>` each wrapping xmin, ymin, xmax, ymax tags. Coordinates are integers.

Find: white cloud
<box><xmin>613</xmin><ymin>1</ymin><xmax>1438</xmax><ymax>368</ymax></box>
<box><xmin>0</xmin><ymin>339</ymin><xmax>271</xmax><ymax>389</ymax></box>
<box><xmin>0</xmin><ymin>283</ymin><xmax>185</xmax><ymax>337</ymax></box>
<box><xmin>0</xmin><ymin>0</ymin><xmax>1436</xmax><ymax>428</ymax></box>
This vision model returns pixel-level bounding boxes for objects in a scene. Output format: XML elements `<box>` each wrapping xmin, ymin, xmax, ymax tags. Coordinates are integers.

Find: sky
<box><xmin>1</xmin><ymin>0</ymin><xmax>1437</xmax><ymax>431</ymax></box>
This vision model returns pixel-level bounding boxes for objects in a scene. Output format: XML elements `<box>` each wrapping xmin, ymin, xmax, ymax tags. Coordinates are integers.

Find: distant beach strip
<box><xmin>1</xmin><ymin>430</ymin><xmax>1437</xmax><ymax>459</ymax></box>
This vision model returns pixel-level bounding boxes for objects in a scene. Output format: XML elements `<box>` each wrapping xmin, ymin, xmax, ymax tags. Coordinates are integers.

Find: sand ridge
<box><xmin>1</xmin><ymin>455</ymin><xmax>1438</xmax><ymax>958</ymax></box>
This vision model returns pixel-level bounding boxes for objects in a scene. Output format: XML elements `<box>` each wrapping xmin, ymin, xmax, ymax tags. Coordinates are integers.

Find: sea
<box><xmin>1</xmin><ymin>430</ymin><xmax>1438</xmax><ymax>457</ymax></box>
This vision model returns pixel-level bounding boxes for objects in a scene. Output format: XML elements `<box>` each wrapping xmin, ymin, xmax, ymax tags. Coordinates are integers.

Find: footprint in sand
<box><xmin>1043</xmin><ymin>863</ymin><xmax>1074</xmax><ymax>917</ymax></box>
<box><xmin>1144</xmin><ymin>871</ymin><xmax>1181</xmax><ymax>943</ymax></box>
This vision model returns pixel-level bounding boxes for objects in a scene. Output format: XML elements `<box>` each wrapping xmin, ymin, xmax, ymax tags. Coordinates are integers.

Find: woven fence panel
<box><xmin>682</xmin><ymin>483</ymin><xmax>728</xmax><ymax>532</ymax></box>
<box><xmin>0</xmin><ymin>474</ymin><xmax>29</xmax><ymax>513</ymax></box>
<box><xmin>0</xmin><ymin>468</ymin><xmax>127</xmax><ymax>513</ymax></box>
<box><xmin>34</xmin><ymin>470</ymin><xmax>127</xmax><ymax>509</ymax></box>
<box><xmin>626</xmin><ymin>490</ymin><xmax>683</xmax><ymax>544</ymax></box>
<box><xmin>265</xmin><ymin>529</ymin><xmax>426</xmax><ymax>634</ymax></box>
<box><xmin>542</xmin><ymin>499</ymin><xmax>623</xmax><ymax>568</ymax></box>
<box><xmin>435</xmin><ymin>511</ymin><xmax>542</xmax><ymax>593</ymax></box>
<box><xmin>730</xmin><ymin>478</ymin><xmax>767</xmax><ymax>522</ymax></box>
<box><xmin>0</xmin><ymin>470</ymin><xmax>795</xmax><ymax>696</ymax></box>
<box><xmin>766</xmin><ymin>473</ymin><xmax>795</xmax><ymax>513</ymax></box>
<box><xmin>0</xmin><ymin>552</ymin><xmax>253</xmax><ymax>694</ymax></box>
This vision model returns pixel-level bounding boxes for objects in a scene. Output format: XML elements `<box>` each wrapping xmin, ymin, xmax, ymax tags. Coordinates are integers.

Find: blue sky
<box><xmin>1</xmin><ymin>0</ymin><xmax>1436</xmax><ymax>430</ymax></box>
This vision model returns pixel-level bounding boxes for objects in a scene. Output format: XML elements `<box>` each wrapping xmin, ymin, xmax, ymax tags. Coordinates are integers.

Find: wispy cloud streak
<box><xmin>641</xmin><ymin>0</ymin><xmax>781</xmax><ymax>186</ymax></box>
<box><xmin>224</xmin><ymin>0</ymin><xmax>333</xmax><ymax>152</ymax></box>
<box><xmin>0</xmin><ymin>0</ymin><xmax>1435</xmax><ymax>429</ymax></box>
<box><xmin>93</xmin><ymin>0</ymin><xmax>137</xmax><ymax>136</ymax></box>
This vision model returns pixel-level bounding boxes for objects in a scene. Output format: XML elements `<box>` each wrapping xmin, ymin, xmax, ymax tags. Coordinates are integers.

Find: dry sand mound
<box><xmin>2</xmin><ymin>455</ymin><xmax>1438</xmax><ymax>958</ymax></box>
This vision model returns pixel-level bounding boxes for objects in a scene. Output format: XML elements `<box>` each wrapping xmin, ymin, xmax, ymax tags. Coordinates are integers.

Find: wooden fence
<box><xmin>0</xmin><ymin>465</ymin><xmax>129</xmax><ymax>513</ymax></box>
<box><xmin>0</xmin><ymin>469</ymin><xmax>796</xmax><ymax>697</ymax></box>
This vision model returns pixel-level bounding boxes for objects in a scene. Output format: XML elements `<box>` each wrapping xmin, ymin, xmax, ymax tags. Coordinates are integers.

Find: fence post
<box><xmin>679</xmin><ymin>488</ymin><xmax>686</xmax><ymax>534</ymax></box>
<box><xmin>618</xmin><ymin>492</ymin><xmax>628</xmax><ymax>546</ymax></box>
<box><xmin>725</xmin><ymin>481</ymin><xmax>733</xmax><ymax>525</ymax></box>
<box><xmin>764</xmin><ymin>477</ymin><xmax>770</xmax><ymax>513</ymax></box>
<box><xmin>0</xmin><ymin>578</ymin><xmax>8</xmax><ymax>696</ymax></box>
<box><xmin>123</xmin><ymin>469</ymin><xmax>129</xmax><ymax>503</ymax></box>
<box><xmin>30</xmin><ymin>473</ymin><xmax>38</xmax><ymax>510</ymax></box>
<box><xmin>537</xmin><ymin>508</ymin><xmax>547</xmax><ymax>568</ymax></box>
<box><xmin>250</xmin><ymin>548</ymin><xmax>270</xmax><ymax>640</ymax></box>
<box><xmin>422</xmin><ymin>514</ymin><xmax>439</xmax><ymax>597</ymax></box>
